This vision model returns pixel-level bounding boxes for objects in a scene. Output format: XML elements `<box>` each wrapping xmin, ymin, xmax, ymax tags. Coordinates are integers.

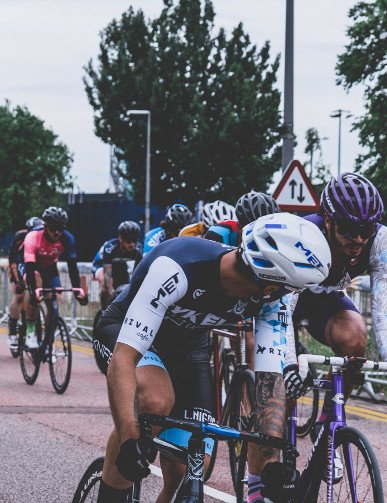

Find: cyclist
<box><xmin>142</xmin><ymin>203</ymin><xmax>193</xmax><ymax>256</ymax></box>
<box><xmin>93</xmin><ymin>212</ymin><xmax>331</xmax><ymax>503</ymax></box>
<box><xmin>283</xmin><ymin>173</ymin><xmax>387</xmax><ymax>440</ymax></box>
<box><xmin>179</xmin><ymin>200</ymin><xmax>236</xmax><ymax>238</ymax></box>
<box><xmin>23</xmin><ymin>206</ymin><xmax>88</xmax><ymax>349</ymax></box>
<box><xmin>7</xmin><ymin>216</ymin><xmax>43</xmax><ymax>353</ymax></box>
<box><xmin>204</xmin><ymin>190</ymin><xmax>280</xmax><ymax>245</ymax></box>
<box><xmin>93</xmin><ymin>221</ymin><xmax>142</xmax><ymax>310</ymax></box>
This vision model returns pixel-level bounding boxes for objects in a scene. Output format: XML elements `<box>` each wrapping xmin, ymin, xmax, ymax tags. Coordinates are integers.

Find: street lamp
<box><xmin>330</xmin><ymin>109</ymin><xmax>352</xmax><ymax>176</ymax></box>
<box><xmin>127</xmin><ymin>110</ymin><xmax>151</xmax><ymax>234</ymax></box>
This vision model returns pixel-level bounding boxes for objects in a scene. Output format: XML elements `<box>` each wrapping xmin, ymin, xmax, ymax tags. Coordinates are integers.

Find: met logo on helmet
<box><xmin>325</xmin><ymin>196</ymin><xmax>336</xmax><ymax>215</ymax></box>
<box><xmin>295</xmin><ymin>241</ymin><xmax>323</xmax><ymax>268</ymax></box>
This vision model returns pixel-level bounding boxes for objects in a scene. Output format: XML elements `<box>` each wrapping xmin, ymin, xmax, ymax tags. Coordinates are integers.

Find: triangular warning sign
<box><xmin>272</xmin><ymin>160</ymin><xmax>320</xmax><ymax>211</ymax></box>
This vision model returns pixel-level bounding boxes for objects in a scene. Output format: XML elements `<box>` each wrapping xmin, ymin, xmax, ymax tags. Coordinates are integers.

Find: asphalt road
<box><xmin>0</xmin><ymin>327</ymin><xmax>386</xmax><ymax>502</ymax></box>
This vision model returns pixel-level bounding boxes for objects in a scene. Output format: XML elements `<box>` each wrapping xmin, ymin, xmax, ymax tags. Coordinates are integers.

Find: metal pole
<box><xmin>281</xmin><ymin>0</ymin><xmax>294</xmax><ymax>173</ymax></box>
<box><xmin>145</xmin><ymin>112</ymin><xmax>151</xmax><ymax>235</ymax></box>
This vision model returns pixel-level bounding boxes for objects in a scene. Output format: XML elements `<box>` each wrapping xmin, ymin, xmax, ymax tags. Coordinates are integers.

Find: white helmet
<box><xmin>211</xmin><ymin>200</ymin><xmax>236</xmax><ymax>223</ymax></box>
<box><xmin>202</xmin><ymin>202</ymin><xmax>216</xmax><ymax>227</ymax></box>
<box><xmin>240</xmin><ymin>212</ymin><xmax>331</xmax><ymax>290</ymax></box>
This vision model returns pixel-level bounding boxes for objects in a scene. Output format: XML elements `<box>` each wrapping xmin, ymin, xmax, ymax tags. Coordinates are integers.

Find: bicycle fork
<box><xmin>172</xmin><ymin>434</ymin><xmax>205</xmax><ymax>503</ymax></box>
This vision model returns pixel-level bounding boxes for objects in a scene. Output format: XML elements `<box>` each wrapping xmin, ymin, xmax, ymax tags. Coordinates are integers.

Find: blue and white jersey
<box><xmin>102</xmin><ymin>236</ymin><xmax>288</xmax><ymax>371</ymax></box>
<box><xmin>142</xmin><ymin>226</ymin><xmax>167</xmax><ymax>256</ymax></box>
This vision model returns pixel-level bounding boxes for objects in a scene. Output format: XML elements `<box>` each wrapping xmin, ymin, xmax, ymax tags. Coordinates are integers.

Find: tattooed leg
<box><xmin>248</xmin><ymin>371</ymin><xmax>286</xmax><ymax>474</ymax></box>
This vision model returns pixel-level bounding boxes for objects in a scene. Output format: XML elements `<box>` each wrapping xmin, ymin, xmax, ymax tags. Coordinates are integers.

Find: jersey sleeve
<box><xmin>117</xmin><ymin>255</ymin><xmax>188</xmax><ymax>354</ymax></box>
<box><xmin>254</xmin><ymin>295</ymin><xmax>290</xmax><ymax>373</ymax></box>
<box><xmin>369</xmin><ymin>226</ymin><xmax>387</xmax><ymax>361</ymax></box>
<box><xmin>62</xmin><ymin>231</ymin><xmax>77</xmax><ymax>260</ymax></box>
<box><xmin>23</xmin><ymin>231</ymin><xmax>38</xmax><ymax>263</ymax></box>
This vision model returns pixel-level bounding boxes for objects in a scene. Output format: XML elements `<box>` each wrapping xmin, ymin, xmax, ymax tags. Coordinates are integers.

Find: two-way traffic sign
<box><xmin>272</xmin><ymin>160</ymin><xmax>320</xmax><ymax>211</ymax></box>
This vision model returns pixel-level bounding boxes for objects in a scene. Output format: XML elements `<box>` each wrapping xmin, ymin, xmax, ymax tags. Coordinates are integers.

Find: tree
<box><xmin>303</xmin><ymin>127</ymin><xmax>331</xmax><ymax>197</ymax></box>
<box><xmin>336</xmin><ymin>0</ymin><xmax>387</xmax><ymax>201</ymax></box>
<box><xmin>84</xmin><ymin>0</ymin><xmax>282</xmax><ymax>208</ymax></box>
<box><xmin>0</xmin><ymin>102</ymin><xmax>73</xmax><ymax>234</ymax></box>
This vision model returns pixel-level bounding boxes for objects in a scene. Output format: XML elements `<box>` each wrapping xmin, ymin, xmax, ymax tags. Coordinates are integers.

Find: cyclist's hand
<box><xmin>15</xmin><ymin>281</ymin><xmax>25</xmax><ymax>294</ymax></box>
<box><xmin>75</xmin><ymin>293</ymin><xmax>88</xmax><ymax>306</ymax></box>
<box><xmin>261</xmin><ymin>461</ymin><xmax>298</xmax><ymax>503</ymax></box>
<box><xmin>115</xmin><ymin>438</ymin><xmax>156</xmax><ymax>482</ymax></box>
<box><xmin>284</xmin><ymin>364</ymin><xmax>309</xmax><ymax>399</ymax></box>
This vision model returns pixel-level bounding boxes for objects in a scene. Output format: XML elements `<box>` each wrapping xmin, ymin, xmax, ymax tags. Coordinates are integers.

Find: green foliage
<box><xmin>0</xmin><ymin>102</ymin><xmax>73</xmax><ymax>234</ymax></box>
<box><xmin>84</xmin><ymin>0</ymin><xmax>282</xmax><ymax>207</ymax></box>
<box><xmin>336</xmin><ymin>0</ymin><xmax>387</xmax><ymax>203</ymax></box>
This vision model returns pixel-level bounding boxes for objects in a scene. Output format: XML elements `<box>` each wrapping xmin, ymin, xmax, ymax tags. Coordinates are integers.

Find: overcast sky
<box><xmin>1</xmin><ymin>0</ymin><xmax>366</xmax><ymax>194</ymax></box>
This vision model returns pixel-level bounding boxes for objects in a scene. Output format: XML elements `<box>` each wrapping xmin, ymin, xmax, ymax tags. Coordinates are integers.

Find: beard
<box><xmin>329</xmin><ymin>225</ymin><xmax>364</xmax><ymax>258</ymax></box>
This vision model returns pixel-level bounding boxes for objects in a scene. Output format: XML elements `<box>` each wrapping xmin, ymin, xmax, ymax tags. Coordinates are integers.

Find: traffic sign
<box><xmin>272</xmin><ymin>160</ymin><xmax>320</xmax><ymax>211</ymax></box>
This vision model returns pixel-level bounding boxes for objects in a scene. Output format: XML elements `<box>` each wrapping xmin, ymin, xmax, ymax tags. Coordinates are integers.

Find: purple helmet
<box><xmin>320</xmin><ymin>173</ymin><xmax>383</xmax><ymax>224</ymax></box>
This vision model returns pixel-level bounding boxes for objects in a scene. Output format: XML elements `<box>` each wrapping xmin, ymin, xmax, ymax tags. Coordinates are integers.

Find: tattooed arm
<box><xmin>253</xmin><ymin>371</ymin><xmax>286</xmax><ymax>470</ymax></box>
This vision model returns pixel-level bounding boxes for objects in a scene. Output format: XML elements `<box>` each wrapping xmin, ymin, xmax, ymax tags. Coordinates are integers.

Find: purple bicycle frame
<box><xmin>287</xmin><ymin>370</ymin><xmax>357</xmax><ymax>502</ymax></box>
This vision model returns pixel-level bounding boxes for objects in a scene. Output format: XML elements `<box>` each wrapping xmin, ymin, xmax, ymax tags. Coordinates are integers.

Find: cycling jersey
<box><xmin>92</xmin><ymin>238</ymin><xmax>142</xmax><ymax>289</ymax></box>
<box><xmin>8</xmin><ymin>228</ymin><xmax>28</xmax><ymax>283</ymax></box>
<box><xmin>287</xmin><ymin>214</ymin><xmax>387</xmax><ymax>362</ymax></box>
<box><xmin>142</xmin><ymin>227</ymin><xmax>166</xmax><ymax>256</ymax></box>
<box><xmin>23</xmin><ymin>228</ymin><xmax>80</xmax><ymax>293</ymax></box>
<box><xmin>204</xmin><ymin>220</ymin><xmax>240</xmax><ymax>246</ymax></box>
<box><xmin>179</xmin><ymin>222</ymin><xmax>207</xmax><ymax>238</ymax></box>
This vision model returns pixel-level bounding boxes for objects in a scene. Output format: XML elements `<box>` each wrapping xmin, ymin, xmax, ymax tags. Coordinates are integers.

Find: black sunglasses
<box><xmin>335</xmin><ymin>221</ymin><xmax>377</xmax><ymax>240</ymax></box>
<box><xmin>47</xmin><ymin>223</ymin><xmax>64</xmax><ymax>233</ymax></box>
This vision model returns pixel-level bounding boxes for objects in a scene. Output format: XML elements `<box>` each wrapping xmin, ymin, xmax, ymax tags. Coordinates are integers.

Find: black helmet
<box><xmin>118</xmin><ymin>221</ymin><xmax>140</xmax><ymax>242</ymax></box>
<box><xmin>42</xmin><ymin>206</ymin><xmax>68</xmax><ymax>228</ymax></box>
<box><xmin>25</xmin><ymin>216</ymin><xmax>44</xmax><ymax>230</ymax></box>
<box><xmin>235</xmin><ymin>191</ymin><xmax>280</xmax><ymax>227</ymax></box>
<box><xmin>165</xmin><ymin>204</ymin><xmax>193</xmax><ymax>230</ymax></box>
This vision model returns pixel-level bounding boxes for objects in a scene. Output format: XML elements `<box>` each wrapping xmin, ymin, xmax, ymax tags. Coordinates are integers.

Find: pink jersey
<box><xmin>23</xmin><ymin>229</ymin><xmax>72</xmax><ymax>268</ymax></box>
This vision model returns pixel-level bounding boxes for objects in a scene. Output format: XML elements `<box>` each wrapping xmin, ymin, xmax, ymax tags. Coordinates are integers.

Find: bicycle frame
<box><xmin>289</xmin><ymin>354</ymin><xmax>387</xmax><ymax>502</ymax></box>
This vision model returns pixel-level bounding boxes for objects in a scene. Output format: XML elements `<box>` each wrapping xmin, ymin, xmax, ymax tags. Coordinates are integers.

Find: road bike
<box><xmin>19</xmin><ymin>287</ymin><xmax>85</xmax><ymax>394</ymax></box>
<box><xmin>71</xmin><ymin>413</ymin><xmax>298</xmax><ymax>503</ymax></box>
<box><xmin>236</xmin><ymin>353</ymin><xmax>387</xmax><ymax>502</ymax></box>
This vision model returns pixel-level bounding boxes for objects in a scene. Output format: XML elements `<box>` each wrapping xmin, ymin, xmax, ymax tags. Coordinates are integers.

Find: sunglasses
<box><xmin>335</xmin><ymin>220</ymin><xmax>377</xmax><ymax>240</ymax></box>
<box><xmin>47</xmin><ymin>224</ymin><xmax>64</xmax><ymax>233</ymax></box>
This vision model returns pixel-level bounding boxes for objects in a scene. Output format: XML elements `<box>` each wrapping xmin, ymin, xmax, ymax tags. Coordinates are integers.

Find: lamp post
<box><xmin>330</xmin><ymin>109</ymin><xmax>352</xmax><ymax>176</ymax></box>
<box><xmin>127</xmin><ymin>110</ymin><xmax>151</xmax><ymax>234</ymax></box>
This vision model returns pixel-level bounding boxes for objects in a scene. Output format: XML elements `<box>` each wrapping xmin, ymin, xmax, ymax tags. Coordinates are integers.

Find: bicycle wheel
<box><xmin>296</xmin><ymin>341</ymin><xmax>319</xmax><ymax>438</ymax></box>
<box><xmin>49</xmin><ymin>316</ymin><xmax>72</xmax><ymax>394</ymax></box>
<box><xmin>92</xmin><ymin>309</ymin><xmax>105</xmax><ymax>374</ymax></box>
<box><xmin>228</xmin><ymin>369</ymin><xmax>255</xmax><ymax>493</ymax></box>
<box><xmin>72</xmin><ymin>457</ymin><xmax>104</xmax><ymax>503</ymax></box>
<box><xmin>312</xmin><ymin>426</ymin><xmax>383</xmax><ymax>503</ymax></box>
<box><xmin>19</xmin><ymin>313</ymin><xmax>41</xmax><ymax>385</ymax></box>
<box><xmin>72</xmin><ymin>457</ymin><xmax>136</xmax><ymax>503</ymax></box>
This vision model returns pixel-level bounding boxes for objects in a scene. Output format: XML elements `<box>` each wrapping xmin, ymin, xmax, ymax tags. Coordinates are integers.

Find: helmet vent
<box><xmin>265</xmin><ymin>236</ymin><xmax>278</xmax><ymax>250</ymax></box>
<box><xmin>253</xmin><ymin>258</ymin><xmax>274</xmax><ymax>268</ymax></box>
<box><xmin>247</xmin><ymin>241</ymin><xmax>259</xmax><ymax>252</ymax></box>
<box><xmin>294</xmin><ymin>262</ymin><xmax>314</xmax><ymax>269</ymax></box>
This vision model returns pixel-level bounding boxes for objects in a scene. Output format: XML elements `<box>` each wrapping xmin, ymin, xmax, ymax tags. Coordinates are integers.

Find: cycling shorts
<box><xmin>94</xmin><ymin>321</ymin><xmax>216</xmax><ymax>456</ymax></box>
<box><xmin>293</xmin><ymin>289</ymin><xmax>359</xmax><ymax>346</ymax></box>
<box><xmin>24</xmin><ymin>271</ymin><xmax>61</xmax><ymax>289</ymax></box>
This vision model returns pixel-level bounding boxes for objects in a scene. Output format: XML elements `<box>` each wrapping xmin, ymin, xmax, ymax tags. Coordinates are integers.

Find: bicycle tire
<box><xmin>92</xmin><ymin>309</ymin><xmax>105</xmax><ymax>374</ymax></box>
<box><xmin>72</xmin><ymin>457</ymin><xmax>136</xmax><ymax>503</ymax></box>
<box><xmin>310</xmin><ymin>426</ymin><xmax>384</xmax><ymax>503</ymax></box>
<box><xmin>228</xmin><ymin>369</ymin><xmax>255</xmax><ymax>493</ymax></box>
<box><xmin>296</xmin><ymin>341</ymin><xmax>319</xmax><ymax>438</ymax></box>
<box><xmin>49</xmin><ymin>316</ymin><xmax>72</xmax><ymax>394</ymax></box>
<box><xmin>72</xmin><ymin>457</ymin><xmax>104</xmax><ymax>503</ymax></box>
<box><xmin>19</xmin><ymin>312</ymin><xmax>41</xmax><ymax>385</ymax></box>
<box><xmin>236</xmin><ymin>432</ymin><xmax>249</xmax><ymax>503</ymax></box>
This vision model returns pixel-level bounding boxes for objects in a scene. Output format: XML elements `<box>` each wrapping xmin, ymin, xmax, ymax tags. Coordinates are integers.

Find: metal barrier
<box><xmin>0</xmin><ymin>258</ymin><xmax>99</xmax><ymax>342</ymax></box>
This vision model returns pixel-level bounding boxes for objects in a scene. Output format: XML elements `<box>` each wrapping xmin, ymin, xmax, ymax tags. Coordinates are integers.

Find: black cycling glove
<box><xmin>75</xmin><ymin>293</ymin><xmax>89</xmax><ymax>306</ymax></box>
<box><xmin>115</xmin><ymin>438</ymin><xmax>157</xmax><ymax>482</ymax></box>
<box><xmin>261</xmin><ymin>461</ymin><xmax>298</xmax><ymax>503</ymax></box>
<box><xmin>284</xmin><ymin>364</ymin><xmax>309</xmax><ymax>400</ymax></box>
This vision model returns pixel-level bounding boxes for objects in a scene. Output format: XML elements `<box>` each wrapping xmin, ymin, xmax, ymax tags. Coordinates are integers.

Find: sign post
<box><xmin>272</xmin><ymin>160</ymin><xmax>319</xmax><ymax>212</ymax></box>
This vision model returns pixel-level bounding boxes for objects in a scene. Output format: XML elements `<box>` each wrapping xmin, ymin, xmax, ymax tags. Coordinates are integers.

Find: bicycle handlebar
<box><xmin>35</xmin><ymin>287</ymin><xmax>85</xmax><ymax>299</ymax></box>
<box><xmin>298</xmin><ymin>354</ymin><xmax>387</xmax><ymax>381</ymax></box>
